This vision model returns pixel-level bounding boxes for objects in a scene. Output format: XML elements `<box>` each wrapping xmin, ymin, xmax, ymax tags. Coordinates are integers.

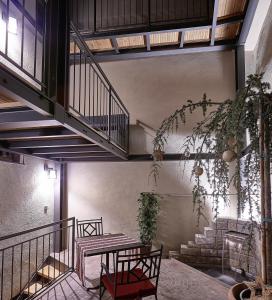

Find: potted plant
<box><xmin>137</xmin><ymin>192</ymin><xmax>160</xmax><ymax>252</ymax></box>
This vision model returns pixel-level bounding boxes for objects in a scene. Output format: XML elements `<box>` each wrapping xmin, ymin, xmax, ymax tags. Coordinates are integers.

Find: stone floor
<box><xmin>35</xmin><ymin>257</ymin><xmax>229</xmax><ymax>300</ymax></box>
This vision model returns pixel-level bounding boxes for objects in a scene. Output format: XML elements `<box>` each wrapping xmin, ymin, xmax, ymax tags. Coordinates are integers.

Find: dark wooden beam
<box><xmin>128</xmin><ymin>153</ymin><xmax>216</xmax><ymax>161</ymax></box>
<box><xmin>57</xmin><ymin>157</ymin><xmax>121</xmax><ymax>162</ymax></box>
<box><xmin>210</xmin><ymin>0</ymin><xmax>219</xmax><ymax>46</ymax></box>
<box><xmin>238</xmin><ymin>0</ymin><xmax>259</xmax><ymax>45</ymax></box>
<box><xmin>111</xmin><ymin>37</ymin><xmax>120</xmax><ymax>54</ymax></box>
<box><xmin>31</xmin><ymin>145</ymin><xmax>106</xmax><ymax>155</ymax></box>
<box><xmin>0</xmin><ymin>66</ymin><xmax>54</xmax><ymax>116</ymax></box>
<box><xmin>48</xmin><ymin>152</ymin><xmax>114</xmax><ymax>159</ymax></box>
<box><xmin>0</xmin><ymin>108</ymin><xmax>54</xmax><ymax>123</ymax></box>
<box><xmin>145</xmin><ymin>33</ymin><xmax>151</xmax><ymax>51</ymax></box>
<box><xmin>92</xmin><ymin>44</ymin><xmax>236</xmax><ymax>63</ymax></box>
<box><xmin>0</xmin><ymin>127</ymin><xmax>75</xmax><ymax>140</ymax></box>
<box><xmin>179</xmin><ymin>31</ymin><xmax>185</xmax><ymax>48</ymax></box>
<box><xmin>76</xmin><ymin>19</ymin><xmax>213</xmax><ymax>40</ymax></box>
<box><xmin>235</xmin><ymin>45</ymin><xmax>245</xmax><ymax>90</ymax></box>
<box><xmin>8</xmin><ymin>138</ymin><xmax>93</xmax><ymax>149</ymax></box>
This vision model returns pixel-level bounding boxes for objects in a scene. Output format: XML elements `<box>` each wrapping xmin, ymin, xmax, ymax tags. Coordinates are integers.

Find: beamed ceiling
<box><xmin>70</xmin><ymin>0</ymin><xmax>254</xmax><ymax>62</ymax></box>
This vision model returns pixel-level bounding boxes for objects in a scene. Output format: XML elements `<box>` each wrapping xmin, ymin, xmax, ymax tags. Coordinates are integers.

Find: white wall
<box><xmin>68</xmin><ymin>50</ymin><xmax>237</xmax><ymax>252</ymax></box>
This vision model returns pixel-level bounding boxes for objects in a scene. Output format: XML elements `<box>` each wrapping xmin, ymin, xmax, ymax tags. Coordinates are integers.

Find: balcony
<box><xmin>0</xmin><ymin>0</ymin><xmax>129</xmax><ymax>162</ymax></box>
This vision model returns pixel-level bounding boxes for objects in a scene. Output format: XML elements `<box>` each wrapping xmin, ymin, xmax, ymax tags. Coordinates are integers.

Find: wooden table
<box><xmin>75</xmin><ymin>233</ymin><xmax>143</xmax><ymax>288</ymax></box>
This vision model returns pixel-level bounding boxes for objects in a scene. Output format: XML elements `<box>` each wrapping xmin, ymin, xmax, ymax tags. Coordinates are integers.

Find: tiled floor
<box><xmin>35</xmin><ymin>258</ymin><xmax>229</xmax><ymax>300</ymax></box>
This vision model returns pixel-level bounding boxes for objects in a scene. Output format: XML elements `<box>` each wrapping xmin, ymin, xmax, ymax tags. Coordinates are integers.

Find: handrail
<box><xmin>70</xmin><ymin>23</ymin><xmax>129</xmax><ymax>116</ymax></box>
<box><xmin>70</xmin><ymin>22</ymin><xmax>130</xmax><ymax>151</ymax></box>
<box><xmin>0</xmin><ymin>217</ymin><xmax>75</xmax><ymax>242</ymax></box>
<box><xmin>0</xmin><ymin>218</ymin><xmax>75</xmax><ymax>300</ymax></box>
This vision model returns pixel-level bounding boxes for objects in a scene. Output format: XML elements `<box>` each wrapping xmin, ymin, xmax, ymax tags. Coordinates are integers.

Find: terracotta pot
<box><xmin>222</xmin><ymin>150</ymin><xmax>237</xmax><ymax>162</ymax></box>
<box><xmin>194</xmin><ymin>166</ymin><xmax>204</xmax><ymax>176</ymax></box>
<box><xmin>153</xmin><ymin>150</ymin><xmax>164</xmax><ymax>161</ymax></box>
<box><xmin>228</xmin><ymin>283</ymin><xmax>248</xmax><ymax>300</ymax></box>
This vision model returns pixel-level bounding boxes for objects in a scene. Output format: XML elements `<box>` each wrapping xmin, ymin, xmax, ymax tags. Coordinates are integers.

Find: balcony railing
<box><xmin>70</xmin><ymin>23</ymin><xmax>130</xmax><ymax>152</ymax></box>
<box><xmin>0</xmin><ymin>218</ymin><xmax>75</xmax><ymax>300</ymax></box>
<box><xmin>70</xmin><ymin>0</ymin><xmax>213</xmax><ymax>35</ymax></box>
<box><xmin>0</xmin><ymin>0</ymin><xmax>46</xmax><ymax>90</ymax></box>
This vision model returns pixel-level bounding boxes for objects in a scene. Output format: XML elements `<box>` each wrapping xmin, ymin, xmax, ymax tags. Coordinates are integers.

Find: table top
<box><xmin>76</xmin><ymin>233</ymin><xmax>143</xmax><ymax>256</ymax></box>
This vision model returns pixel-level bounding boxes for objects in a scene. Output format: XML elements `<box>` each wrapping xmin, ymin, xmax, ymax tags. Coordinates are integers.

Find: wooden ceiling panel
<box><xmin>86</xmin><ymin>39</ymin><xmax>113</xmax><ymax>52</ymax></box>
<box><xmin>117</xmin><ymin>36</ymin><xmax>145</xmax><ymax>49</ymax></box>
<box><xmin>0</xmin><ymin>94</ymin><xmax>24</xmax><ymax>109</ymax></box>
<box><xmin>215</xmin><ymin>23</ymin><xmax>241</xmax><ymax>41</ymax></box>
<box><xmin>150</xmin><ymin>32</ymin><xmax>179</xmax><ymax>46</ymax></box>
<box><xmin>184</xmin><ymin>29</ymin><xmax>210</xmax><ymax>44</ymax></box>
<box><xmin>218</xmin><ymin>0</ymin><xmax>247</xmax><ymax>20</ymax></box>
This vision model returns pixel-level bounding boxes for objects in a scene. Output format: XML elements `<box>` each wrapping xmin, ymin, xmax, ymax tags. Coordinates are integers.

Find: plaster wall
<box><xmin>68</xmin><ymin>50</ymin><xmax>238</xmax><ymax>253</ymax></box>
<box><xmin>0</xmin><ymin>156</ymin><xmax>55</xmax><ymax>299</ymax></box>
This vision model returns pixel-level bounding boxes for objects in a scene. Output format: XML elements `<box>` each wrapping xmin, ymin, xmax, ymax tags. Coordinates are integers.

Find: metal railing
<box><xmin>0</xmin><ymin>0</ymin><xmax>47</xmax><ymax>90</ymax></box>
<box><xmin>0</xmin><ymin>218</ymin><xmax>75</xmax><ymax>300</ymax></box>
<box><xmin>70</xmin><ymin>23</ymin><xmax>130</xmax><ymax>152</ymax></box>
<box><xmin>70</xmin><ymin>0</ymin><xmax>213</xmax><ymax>34</ymax></box>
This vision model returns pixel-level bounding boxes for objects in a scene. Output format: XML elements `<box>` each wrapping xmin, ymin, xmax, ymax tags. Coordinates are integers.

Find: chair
<box><xmin>76</xmin><ymin>217</ymin><xmax>104</xmax><ymax>237</ymax></box>
<box><xmin>99</xmin><ymin>246</ymin><xmax>163</xmax><ymax>300</ymax></box>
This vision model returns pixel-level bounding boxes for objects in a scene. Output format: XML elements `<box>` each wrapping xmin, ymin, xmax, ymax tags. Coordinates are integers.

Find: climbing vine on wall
<box><xmin>151</xmin><ymin>74</ymin><xmax>272</xmax><ymax>225</ymax></box>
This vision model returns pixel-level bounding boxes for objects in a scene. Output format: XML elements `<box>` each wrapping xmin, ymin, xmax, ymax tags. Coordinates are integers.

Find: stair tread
<box><xmin>24</xmin><ymin>282</ymin><xmax>43</xmax><ymax>295</ymax></box>
<box><xmin>38</xmin><ymin>265</ymin><xmax>61</xmax><ymax>280</ymax></box>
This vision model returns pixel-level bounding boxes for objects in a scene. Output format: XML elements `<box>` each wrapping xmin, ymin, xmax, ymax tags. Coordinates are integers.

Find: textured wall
<box><xmin>0</xmin><ymin>156</ymin><xmax>55</xmax><ymax>299</ymax></box>
<box><xmin>68</xmin><ymin>50</ymin><xmax>237</xmax><ymax>253</ymax></box>
<box><xmin>0</xmin><ymin>156</ymin><xmax>54</xmax><ymax>238</ymax></box>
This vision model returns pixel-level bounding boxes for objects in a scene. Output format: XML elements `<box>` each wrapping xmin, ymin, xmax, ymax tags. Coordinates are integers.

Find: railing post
<box><xmin>71</xmin><ymin>217</ymin><xmax>76</xmax><ymax>271</ymax></box>
<box><xmin>108</xmin><ymin>87</ymin><xmax>112</xmax><ymax>141</ymax></box>
<box><xmin>94</xmin><ymin>0</ymin><xmax>97</xmax><ymax>33</ymax></box>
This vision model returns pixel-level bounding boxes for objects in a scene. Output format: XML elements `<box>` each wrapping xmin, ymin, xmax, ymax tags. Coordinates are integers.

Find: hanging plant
<box><xmin>151</xmin><ymin>74</ymin><xmax>272</xmax><ymax>225</ymax></box>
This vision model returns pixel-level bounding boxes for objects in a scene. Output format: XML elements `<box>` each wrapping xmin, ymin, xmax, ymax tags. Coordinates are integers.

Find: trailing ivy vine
<box><xmin>151</xmin><ymin>74</ymin><xmax>272</xmax><ymax>225</ymax></box>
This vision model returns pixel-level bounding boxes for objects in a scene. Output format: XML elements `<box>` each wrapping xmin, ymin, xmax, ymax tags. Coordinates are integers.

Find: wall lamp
<box><xmin>44</xmin><ymin>163</ymin><xmax>57</xmax><ymax>179</ymax></box>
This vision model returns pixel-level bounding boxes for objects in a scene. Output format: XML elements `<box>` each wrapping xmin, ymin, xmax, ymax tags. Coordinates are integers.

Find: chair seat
<box><xmin>101</xmin><ymin>268</ymin><xmax>156</xmax><ymax>299</ymax></box>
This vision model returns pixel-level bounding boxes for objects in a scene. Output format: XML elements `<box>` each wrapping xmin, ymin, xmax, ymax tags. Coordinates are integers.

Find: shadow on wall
<box><xmin>256</xmin><ymin>2</ymin><xmax>272</xmax><ymax>74</ymax></box>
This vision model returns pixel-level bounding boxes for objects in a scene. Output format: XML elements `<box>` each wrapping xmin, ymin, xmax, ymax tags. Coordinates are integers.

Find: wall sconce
<box><xmin>8</xmin><ymin>17</ymin><xmax>17</xmax><ymax>34</ymax></box>
<box><xmin>44</xmin><ymin>163</ymin><xmax>57</xmax><ymax>179</ymax></box>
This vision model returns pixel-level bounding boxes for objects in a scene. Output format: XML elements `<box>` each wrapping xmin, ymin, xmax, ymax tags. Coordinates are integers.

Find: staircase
<box><xmin>18</xmin><ymin>257</ymin><xmax>68</xmax><ymax>299</ymax></box>
<box><xmin>177</xmin><ymin>218</ymin><xmax>258</xmax><ymax>276</ymax></box>
<box><xmin>180</xmin><ymin>223</ymin><xmax>228</xmax><ymax>267</ymax></box>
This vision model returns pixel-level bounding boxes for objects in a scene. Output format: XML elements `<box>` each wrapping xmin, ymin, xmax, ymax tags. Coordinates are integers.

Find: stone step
<box><xmin>179</xmin><ymin>255</ymin><xmax>224</xmax><ymax>266</ymax></box>
<box><xmin>204</xmin><ymin>227</ymin><xmax>216</xmax><ymax>238</ymax></box>
<box><xmin>180</xmin><ymin>244</ymin><xmax>200</xmax><ymax>255</ymax></box>
<box><xmin>195</xmin><ymin>234</ymin><xmax>215</xmax><ymax>245</ymax></box>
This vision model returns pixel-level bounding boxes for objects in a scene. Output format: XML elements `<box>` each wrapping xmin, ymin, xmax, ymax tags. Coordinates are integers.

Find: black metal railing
<box><xmin>0</xmin><ymin>0</ymin><xmax>47</xmax><ymax>90</ymax></box>
<box><xmin>70</xmin><ymin>0</ymin><xmax>213</xmax><ymax>34</ymax></box>
<box><xmin>0</xmin><ymin>218</ymin><xmax>75</xmax><ymax>300</ymax></box>
<box><xmin>70</xmin><ymin>23</ymin><xmax>130</xmax><ymax>152</ymax></box>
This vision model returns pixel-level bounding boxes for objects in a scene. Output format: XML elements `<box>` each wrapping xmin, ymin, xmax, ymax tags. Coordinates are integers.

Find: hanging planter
<box><xmin>194</xmin><ymin>166</ymin><xmax>204</xmax><ymax>176</ymax></box>
<box><xmin>222</xmin><ymin>149</ymin><xmax>237</xmax><ymax>162</ymax></box>
<box><xmin>153</xmin><ymin>149</ymin><xmax>164</xmax><ymax>161</ymax></box>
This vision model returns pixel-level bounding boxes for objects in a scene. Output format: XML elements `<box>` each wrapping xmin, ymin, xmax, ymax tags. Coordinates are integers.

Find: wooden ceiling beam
<box><xmin>8</xmin><ymin>137</ymin><xmax>94</xmax><ymax>149</ymax></box>
<box><xmin>210</xmin><ymin>0</ymin><xmax>220</xmax><ymax>46</ymax></box>
<box><xmin>31</xmin><ymin>145</ymin><xmax>106</xmax><ymax>155</ymax></box>
<box><xmin>0</xmin><ymin>127</ymin><xmax>76</xmax><ymax>140</ymax></box>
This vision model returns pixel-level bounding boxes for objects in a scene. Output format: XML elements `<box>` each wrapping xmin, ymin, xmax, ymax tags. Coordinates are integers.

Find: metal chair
<box><xmin>99</xmin><ymin>246</ymin><xmax>163</xmax><ymax>299</ymax></box>
<box><xmin>76</xmin><ymin>217</ymin><xmax>104</xmax><ymax>238</ymax></box>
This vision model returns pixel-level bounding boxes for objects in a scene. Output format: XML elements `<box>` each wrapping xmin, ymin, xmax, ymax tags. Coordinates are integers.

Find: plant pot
<box><xmin>140</xmin><ymin>244</ymin><xmax>152</xmax><ymax>254</ymax></box>
<box><xmin>228</xmin><ymin>283</ymin><xmax>248</xmax><ymax>300</ymax></box>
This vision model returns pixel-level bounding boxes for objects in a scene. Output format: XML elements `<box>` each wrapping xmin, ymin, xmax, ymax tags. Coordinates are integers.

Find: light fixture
<box><xmin>8</xmin><ymin>17</ymin><xmax>17</xmax><ymax>34</ymax></box>
<box><xmin>44</xmin><ymin>163</ymin><xmax>57</xmax><ymax>179</ymax></box>
<box><xmin>48</xmin><ymin>168</ymin><xmax>57</xmax><ymax>179</ymax></box>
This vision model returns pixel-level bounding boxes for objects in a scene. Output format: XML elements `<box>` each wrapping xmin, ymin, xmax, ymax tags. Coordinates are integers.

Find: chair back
<box><xmin>76</xmin><ymin>217</ymin><xmax>103</xmax><ymax>237</ymax></box>
<box><xmin>114</xmin><ymin>246</ymin><xmax>163</xmax><ymax>295</ymax></box>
